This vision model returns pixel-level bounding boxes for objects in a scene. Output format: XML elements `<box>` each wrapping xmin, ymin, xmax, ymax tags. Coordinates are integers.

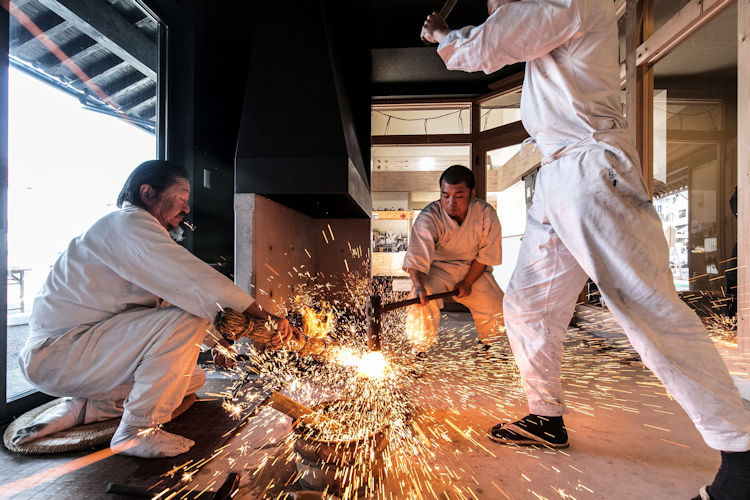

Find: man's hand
<box><xmin>413</xmin><ymin>285</ymin><xmax>428</xmax><ymax>305</ymax></box>
<box><xmin>271</xmin><ymin>318</ymin><xmax>303</xmax><ymax>348</ymax></box>
<box><xmin>455</xmin><ymin>280</ymin><xmax>472</xmax><ymax>298</ymax></box>
<box><xmin>211</xmin><ymin>346</ymin><xmax>236</xmax><ymax>369</ymax></box>
<box><xmin>421</xmin><ymin>12</ymin><xmax>451</xmax><ymax>44</ymax></box>
<box><xmin>407</xmin><ymin>268</ymin><xmax>429</xmax><ymax>305</ymax></box>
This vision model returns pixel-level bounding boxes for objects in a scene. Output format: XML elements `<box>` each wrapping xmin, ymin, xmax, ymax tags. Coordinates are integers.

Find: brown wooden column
<box><xmin>738</xmin><ymin>0</ymin><xmax>749</xmax><ymax>352</ymax></box>
<box><xmin>625</xmin><ymin>0</ymin><xmax>654</xmax><ymax>195</ymax></box>
<box><xmin>471</xmin><ymin>101</ymin><xmax>487</xmax><ymax>200</ymax></box>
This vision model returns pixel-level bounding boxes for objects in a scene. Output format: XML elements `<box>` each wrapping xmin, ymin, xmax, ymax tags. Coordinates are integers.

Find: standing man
<box><xmin>403</xmin><ymin>165</ymin><xmax>504</xmax><ymax>357</ymax></box>
<box><xmin>12</xmin><ymin>160</ymin><xmax>299</xmax><ymax>459</ymax></box>
<box><xmin>422</xmin><ymin>1</ymin><xmax>750</xmax><ymax>499</ymax></box>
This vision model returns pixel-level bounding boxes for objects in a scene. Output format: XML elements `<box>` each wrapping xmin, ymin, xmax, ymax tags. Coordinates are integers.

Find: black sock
<box><xmin>706</xmin><ymin>450</ymin><xmax>750</xmax><ymax>500</ymax></box>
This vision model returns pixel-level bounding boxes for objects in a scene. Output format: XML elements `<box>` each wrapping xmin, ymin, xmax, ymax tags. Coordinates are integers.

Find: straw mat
<box><xmin>3</xmin><ymin>394</ymin><xmax>196</xmax><ymax>454</ymax></box>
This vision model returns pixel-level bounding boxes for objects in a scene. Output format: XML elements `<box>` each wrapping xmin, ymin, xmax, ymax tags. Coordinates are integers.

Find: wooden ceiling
<box><xmin>8</xmin><ymin>0</ymin><xmax>158</xmax><ymax>131</ymax></box>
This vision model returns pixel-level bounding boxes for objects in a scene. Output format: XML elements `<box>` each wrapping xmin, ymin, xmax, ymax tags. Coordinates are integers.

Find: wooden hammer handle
<box><xmin>266</xmin><ymin>391</ymin><xmax>342</xmax><ymax>429</ymax></box>
<box><xmin>381</xmin><ymin>289</ymin><xmax>459</xmax><ymax>312</ymax></box>
<box><xmin>438</xmin><ymin>0</ymin><xmax>458</xmax><ymax>18</ymax></box>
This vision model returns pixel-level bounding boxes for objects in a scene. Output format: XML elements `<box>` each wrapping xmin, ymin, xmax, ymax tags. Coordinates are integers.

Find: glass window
<box><xmin>486</xmin><ymin>142</ymin><xmax>540</xmax><ymax>290</ymax></box>
<box><xmin>6</xmin><ymin>0</ymin><xmax>158</xmax><ymax>400</ymax></box>
<box><xmin>372</xmin><ymin>145</ymin><xmax>469</xmax><ymax>173</ymax></box>
<box><xmin>371</xmin><ymin>145</ymin><xmax>470</xmax><ymax>277</ymax></box>
<box><xmin>651</xmin><ymin>5</ymin><xmax>737</xmax><ymax>331</ymax></box>
<box><xmin>479</xmin><ymin>89</ymin><xmax>522</xmax><ymax>132</ymax></box>
<box><xmin>372</xmin><ymin>104</ymin><xmax>470</xmax><ymax>136</ymax></box>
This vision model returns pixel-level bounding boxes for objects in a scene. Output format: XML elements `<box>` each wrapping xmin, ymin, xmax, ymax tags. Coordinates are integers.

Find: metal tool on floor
<box><xmin>228</xmin><ymin>358</ymin><xmax>343</xmax><ymax>430</ymax></box>
<box><xmin>366</xmin><ymin>290</ymin><xmax>459</xmax><ymax>351</ymax></box>
<box><xmin>105</xmin><ymin>471</ymin><xmax>240</xmax><ymax>499</ymax></box>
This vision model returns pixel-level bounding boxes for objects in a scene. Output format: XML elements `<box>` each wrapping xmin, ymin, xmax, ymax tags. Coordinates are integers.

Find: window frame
<box><xmin>623</xmin><ymin>0</ymin><xmax>747</xmax><ymax>350</ymax></box>
<box><xmin>0</xmin><ymin>0</ymin><xmax>172</xmax><ymax>424</ymax></box>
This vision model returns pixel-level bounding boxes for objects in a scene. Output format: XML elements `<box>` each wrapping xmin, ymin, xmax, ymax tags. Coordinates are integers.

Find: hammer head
<box><xmin>366</xmin><ymin>293</ymin><xmax>382</xmax><ymax>351</ymax></box>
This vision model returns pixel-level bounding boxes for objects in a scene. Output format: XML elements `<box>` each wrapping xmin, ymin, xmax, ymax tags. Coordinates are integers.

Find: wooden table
<box><xmin>7</xmin><ymin>267</ymin><xmax>30</xmax><ymax>312</ymax></box>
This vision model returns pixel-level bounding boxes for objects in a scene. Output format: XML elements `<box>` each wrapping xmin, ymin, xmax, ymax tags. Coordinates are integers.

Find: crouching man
<box><xmin>12</xmin><ymin>160</ymin><xmax>299</xmax><ymax>458</ymax></box>
<box><xmin>403</xmin><ymin>165</ymin><xmax>504</xmax><ymax>358</ymax></box>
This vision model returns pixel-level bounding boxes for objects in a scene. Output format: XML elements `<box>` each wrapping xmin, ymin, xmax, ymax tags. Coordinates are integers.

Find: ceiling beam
<box><xmin>37</xmin><ymin>0</ymin><xmax>156</xmax><ymax>80</ymax></box>
<box><xmin>125</xmin><ymin>94</ymin><xmax>156</xmax><ymax>117</ymax></box>
<box><xmin>107</xmin><ymin>74</ymin><xmax>151</xmax><ymax>101</ymax></box>
<box><xmin>116</xmin><ymin>83</ymin><xmax>156</xmax><ymax>112</ymax></box>
<box><xmin>10</xmin><ymin>0</ymin><xmax>36</xmax><ymax>9</ymax></box>
<box><xmin>40</xmin><ymin>34</ymin><xmax>97</xmax><ymax>70</ymax></box>
<box><xmin>71</xmin><ymin>54</ymin><xmax>125</xmax><ymax>88</ymax></box>
<box><xmin>487</xmin><ymin>143</ymin><xmax>542</xmax><ymax>193</ymax></box>
<box><xmin>11</xmin><ymin>11</ymin><xmax>66</xmax><ymax>49</ymax></box>
<box><xmin>635</xmin><ymin>0</ymin><xmax>735</xmax><ymax>68</ymax></box>
<box><xmin>371</xmin><ymin>133</ymin><xmax>472</xmax><ymax>146</ymax></box>
<box><xmin>475</xmin><ymin>121</ymin><xmax>529</xmax><ymax>150</ymax></box>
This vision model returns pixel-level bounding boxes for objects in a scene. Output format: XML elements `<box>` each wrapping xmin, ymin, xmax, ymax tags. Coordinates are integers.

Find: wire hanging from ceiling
<box><xmin>373</xmin><ymin>108</ymin><xmax>470</xmax><ymax>135</ymax></box>
<box><xmin>373</xmin><ymin>107</ymin><xmax>516</xmax><ymax>135</ymax></box>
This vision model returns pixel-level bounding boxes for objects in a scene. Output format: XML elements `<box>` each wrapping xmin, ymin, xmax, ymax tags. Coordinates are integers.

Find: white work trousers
<box><xmin>504</xmin><ymin>138</ymin><xmax>750</xmax><ymax>452</ymax></box>
<box><xmin>20</xmin><ymin>307</ymin><xmax>208</xmax><ymax>428</ymax></box>
<box><xmin>407</xmin><ymin>266</ymin><xmax>504</xmax><ymax>352</ymax></box>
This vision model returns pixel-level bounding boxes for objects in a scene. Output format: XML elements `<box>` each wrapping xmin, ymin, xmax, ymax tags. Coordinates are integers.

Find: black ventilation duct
<box><xmin>235</xmin><ymin>1</ymin><xmax>371</xmax><ymax>218</ymax></box>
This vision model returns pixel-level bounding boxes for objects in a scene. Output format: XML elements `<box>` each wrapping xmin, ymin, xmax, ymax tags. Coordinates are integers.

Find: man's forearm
<box><xmin>408</xmin><ymin>268</ymin><xmax>427</xmax><ymax>290</ymax></box>
<box><xmin>462</xmin><ymin>259</ymin><xmax>487</xmax><ymax>286</ymax></box>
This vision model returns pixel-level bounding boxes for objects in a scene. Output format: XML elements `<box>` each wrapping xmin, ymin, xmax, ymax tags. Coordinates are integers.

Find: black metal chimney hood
<box><xmin>235</xmin><ymin>2</ymin><xmax>371</xmax><ymax>218</ymax></box>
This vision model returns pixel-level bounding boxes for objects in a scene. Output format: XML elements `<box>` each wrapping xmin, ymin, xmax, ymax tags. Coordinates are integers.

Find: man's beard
<box><xmin>169</xmin><ymin>225</ymin><xmax>184</xmax><ymax>242</ymax></box>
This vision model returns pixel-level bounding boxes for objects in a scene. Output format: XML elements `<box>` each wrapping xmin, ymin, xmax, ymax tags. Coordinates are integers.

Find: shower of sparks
<box><xmin>356</xmin><ymin>351</ymin><xmax>388</xmax><ymax>379</ymax></box>
<box><xmin>150</xmin><ymin>254</ymin><xmax>744</xmax><ymax>499</ymax></box>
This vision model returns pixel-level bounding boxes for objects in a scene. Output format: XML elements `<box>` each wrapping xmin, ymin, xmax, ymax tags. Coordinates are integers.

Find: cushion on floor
<box><xmin>3</xmin><ymin>393</ymin><xmax>196</xmax><ymax>455</ymax></box>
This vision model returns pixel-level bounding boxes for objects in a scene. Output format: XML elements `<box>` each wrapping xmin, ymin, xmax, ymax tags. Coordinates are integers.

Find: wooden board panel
<box><xmin>487</xmin><ymin>142</ymin><xmax>541</xmax><ymax>193</ymax></box>
<box><xmin>248</xmin><ymin>195</ymin><xmax>319</xmax><ymax>313</ymax></box>
<box><xmin>372</xmin><ymin>210</ymin><xmax>413</xmax><ymax>220</ymax></box>
<box><xmin>315</xmin><ymin>218</ymin><xmax>370</xmax><ymax>279</ymax></box>
<box><xmin>236</xmin><ymin>195</ymin><xmax>370</xmax><ymax>316</ymax></box>
<box><xmin>371</xmin><ymin>134</ymin><xmax>471</xmax><ymax>146</ymax></box>
<box><xmin>372</xmin><ymin>171</ymin><xmax>442</xmax><ymax>192</ymax></box>
<box><xmin>738</xmin><ymin>0</ymin><xmax>749</xmax><ymax>352</ymax></box>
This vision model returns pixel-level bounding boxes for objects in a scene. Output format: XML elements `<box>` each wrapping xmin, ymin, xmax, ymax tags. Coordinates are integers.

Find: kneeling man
<box><xmin>403</xmin><ymin>165</ymin><xmax>504</xmax><ymax>355</ymax></box>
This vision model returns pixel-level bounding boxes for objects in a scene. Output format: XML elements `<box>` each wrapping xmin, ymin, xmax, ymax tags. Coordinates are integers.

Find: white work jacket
<box><xmin>403</xmin><ymin>198</ymin><xmax>502</xmax><ymax>276</ymax></box>
<box><xmin>29</xmin><ymin>204</ymin><xmax>253</xmax><ymax>339</ymax></box>
<box><xmin>438</xmin><ymin>0</ymin><xmax>625</xmax><ymax>158</ymax></box>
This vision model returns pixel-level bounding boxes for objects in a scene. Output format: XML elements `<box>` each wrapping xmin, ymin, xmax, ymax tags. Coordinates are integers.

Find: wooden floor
<box><xmin>0</xmin><ymin>312</ymin><xmax>745</xmax><ymax>499</ymax></box>
<box><xmin>0</xmin><ymin>369</ymin><xmax>242</xmax><ymax>499</ymax></box>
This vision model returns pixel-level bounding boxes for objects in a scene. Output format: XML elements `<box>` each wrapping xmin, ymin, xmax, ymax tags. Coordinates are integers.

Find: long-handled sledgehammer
<box><xmin>366</xmin><ymin>290</ymin><xmax>459</xmax><ymax>352</ymax></box>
